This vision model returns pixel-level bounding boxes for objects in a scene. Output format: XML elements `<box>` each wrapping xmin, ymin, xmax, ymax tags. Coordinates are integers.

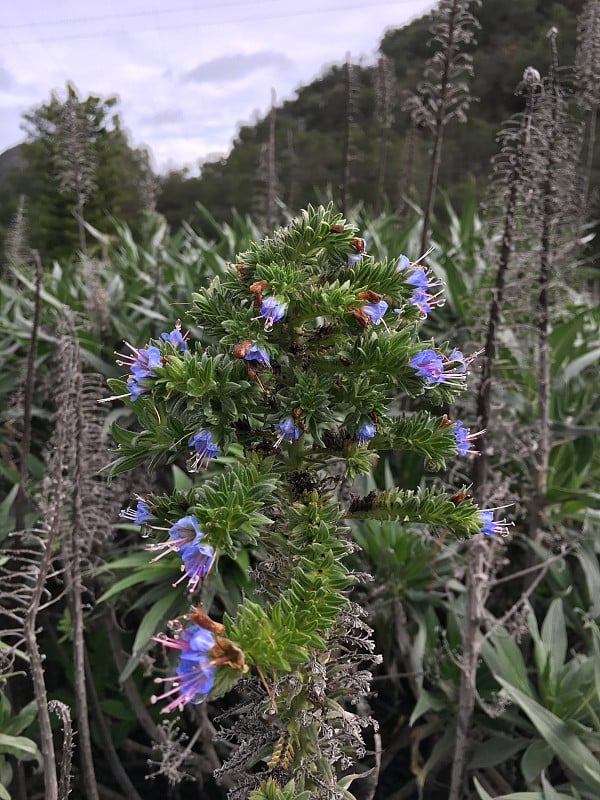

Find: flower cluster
<box><xmin>120</xmin><ymin>510</ymin><xmax>215</xmax><ymax>593</ymax></box>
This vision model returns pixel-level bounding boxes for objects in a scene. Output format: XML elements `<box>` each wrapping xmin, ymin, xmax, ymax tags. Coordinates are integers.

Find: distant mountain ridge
<box><xmin>156</xmin><ymin>0</ymin><xmax>588</xmax><ymax>231</ymax></box>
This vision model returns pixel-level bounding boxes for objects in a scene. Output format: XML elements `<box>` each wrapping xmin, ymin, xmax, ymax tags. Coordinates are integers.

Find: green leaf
<box><xmin>132</xmin><ymin>590</ymin><xmax>183</xmax><ymax>656</ymax></box>
<box><xmin>0</xmin><ymin>733</ymin><xmax>40</xmax><ymax>761</ymax></box>
<box><xmin>496</xmin><ymin>677</ymin><xmax>600</xmax><ymax>793</ymax></box>
<box><xmin>97</xmin><ymin>562</ymin><xmax>175</xmax><ymax>603</ymax></box>
<box><xmin>521</xmin><ymin>739</ymin><xmax>553</xmax><ymax>784</ymax></box>
<box><xmin>540</xmin><ymin>599</ymin><xmax>567</xmax><ymax>683</ymax></box>
<box><xmin>482</xmin><ymin>633</ymin><xmax>533</xmax><ymax>698</ymax></box>
<box><xmin>409</xmin><ymin>688</ymin><xmax>447</xmax><ymax>725</ymax></box>
<box><xmin>468</xmin><ymin>736</ymin><xmax>529</xmax><ymax>770</ymax></box>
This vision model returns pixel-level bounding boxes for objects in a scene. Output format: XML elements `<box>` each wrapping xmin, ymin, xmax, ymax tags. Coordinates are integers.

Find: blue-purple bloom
<box><xmin>408</xmin><ymin>287</ymin><xmax>432</xmax><ymax>316</ymax></box>
<box><xmin>275</xmin><ymin>416</ymin><xmax>302</xmax><ymax>446</ymax></box>
<box><xmin>409</xmin><ymin>348</ymin><xmax>473</xmax><ymax>388</ymax></box>
<box><xmin>178</xmin><ymin>536</ymin><xmax>215</xmax><ymax>591</ymax></box>
<box><xmin>407</xmin><ymin>267</ymin><xmax>429</xmax><ymax>290</ymax></box>
<box><xmin>479</xmin><ymin>510</ymin><xmax>513</xmax><ymax>537</ymax></box>
<box><xmin>409</xmin><ymin>349</ymin><xmax>445</xmax><ymax>383</ymax></box>
<box><xmin>161</xmin><ymin>321</ymin><xmax>187</xmax><ymax>351</ymax></box>
<box><xmin>396</xmin><ymin>254</ymin><xmax>410</xmax><ymax>271</ymax></box>
<box><xmin>188</xmin><ymin>430</ymin><xmax>218</xmax><ymax>471</ymax></box>
<box><xmin>257</xmin><ymin>296</ymin><xmax>286</xmax><ymax>331</ymax></box>
<box><xmin>152</xmin><ymin>624</ymin><xmax>216</xmax><ymax>713</ymax></box>
<box><xmin>244</xmin><ymin>342</ymin><xmax>271</xmax><ymax>367</ymax></box>
<box><xmin>147</xmin><ymin>516</ymin><xmax>215</xmax><ymax>590</ymax></box>
<box><xmin>119</xmin><ymin>499</ymin><xmax>156</xmax><ymax>525</ymax></box>
<box><xmin>116</xmin><ymin>341</ymin><xmax>162</xmax><ymax>400</ymax></box>
<box><xmin>452</xmin><ymin>421</ymin><xmax>483</xmax><ymax>456</ymax></box>
<box><xmin>362</xmin><ymin>300</ymin><xmax>389</xmax><ymax>325</ymax></box>
<box><xmin>355</xmin><ymin>421</ymin><xmax>376</xmax><ymax>444</ymax></box>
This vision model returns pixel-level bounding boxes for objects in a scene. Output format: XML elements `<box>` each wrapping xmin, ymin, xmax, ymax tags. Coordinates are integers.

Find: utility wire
<box><xmin>0</xmin><ymin>0</ymin><xmax>428</xmax><ymax>45</ymax></box>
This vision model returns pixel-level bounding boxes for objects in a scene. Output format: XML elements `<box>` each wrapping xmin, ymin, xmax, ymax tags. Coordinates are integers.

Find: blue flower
<box><xmin>408</xmin><ymin>287</ymin><xmax>432</xmax><ymax>317</ymax></box>
<box><xmin>452</xmin><ymin>421</ymin><xmax>483</xmax><ymax>456</ymax></box>
<box><xmin>257</xmin><ymin>296</ymin><xmax>286</xmax><ymax>332</ymax></box>
<box><xmin>116</xmin><ymin>341</ymin><xmax>162</xmax><ymax>399</ymax></box>
<box><xmin>146</xmin><ymin>516</ymin><xmax>214</xmax><ymax>590</ymax></box>
<box><xmin>396</xmin><ymin>254</ymin><xmax>410</xmax><ymax>271</ymax></box>
<box><xmin>407</xmin><ymin>267</ymin><xmax>429</xmax><ymax>290</ymax></box>
<box><xmin>479</xmin><ymin>510</ymin><xmax>513</xmax><ymax>537</ymax></box>
<box><xmin>409</xmin><ymin>348</ymin><xmax>472</xmax><ymax>389</ymax></box>
<box><xmin>244</xmin><ymin>342</ymin><xmax>271</xmax><ymax>367</ymax></box>
<box><xmin>119</xmin><ymin>499</ymin><xmax>156</xmax><ymax>525</ymax></box>
<box><xmin>161</xmin><ymin>321</ymin><xmax>187</xmax><ymax>351</ymax></box>
<box><xmin>188</xmin><ymin>430</ymin><xmax>218</xmax><ymax>471</ymax></box>
<box><xmin>409</xmin><ymin>349</ymin><xmax>444</xmax><ymax>383</ymax></box>
<box><xmin>275</xmin><ymin>416</ymin><xmax>301</xmax><ymax>446</ymax></box>
<box><xmin>362</xmin><ymin>300</ymin><xmax>389</xmax><ymax>325</ymax></box>
<box><xmin>355</xmin><ymin>421</ymin><xmax>376</xmax><ymax>443</ymax></box>
<box><xmin>178</xmin><ymin>536</ymin><xmax>215</xmax><ymax>591</ymax></box>
<box><xmin>152</xmin><ymin>624</ymin><xmax>216</xmax><ymax>713</ymax></box>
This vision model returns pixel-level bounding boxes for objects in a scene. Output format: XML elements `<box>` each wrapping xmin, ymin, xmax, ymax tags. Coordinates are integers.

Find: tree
<box><xmin>1</xmin><ymin>85</ymin><xmax>154</xmax><ymax>262</ymax></box>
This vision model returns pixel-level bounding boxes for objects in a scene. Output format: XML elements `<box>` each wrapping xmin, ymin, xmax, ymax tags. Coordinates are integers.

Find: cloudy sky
<box><xmin>0</xmin><ymin>0</ymin><xmax>434</xmax><ymax>172</ymax></box>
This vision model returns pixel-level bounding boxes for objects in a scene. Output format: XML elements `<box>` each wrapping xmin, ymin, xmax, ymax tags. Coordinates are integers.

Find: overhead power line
<box><xmin>0</xmin><ymin>0</ymin><xmax>426</xmax><ymax>45</ymax></box>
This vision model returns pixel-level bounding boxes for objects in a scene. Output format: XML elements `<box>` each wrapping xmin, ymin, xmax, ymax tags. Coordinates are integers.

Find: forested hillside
<box><xmin>156</xmin><ymin>0</ymin><xmax>589</xmax><ymax>232</ymax></box>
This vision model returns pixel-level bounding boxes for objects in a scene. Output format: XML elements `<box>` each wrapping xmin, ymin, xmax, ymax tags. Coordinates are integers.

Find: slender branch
<box><xmin>84</xmin><ymin>653</ymin><xmax>144</xmax><ymax>800</ymax></box>
<box><xmin>15</xmin><ymin>251</ymin><xmax>43</xmax><ymax>531</ymax></box>
<box><xmin>48</xmin><ymin>701</ymin><xmax>74</xmax><ymax>800</ymax></box>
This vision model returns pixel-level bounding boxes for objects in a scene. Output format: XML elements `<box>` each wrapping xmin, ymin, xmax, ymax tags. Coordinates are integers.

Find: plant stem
<box><xmin>15</xmin><ymin>251</ymin><xmax>43</xmax><ymax>531</ymax></box>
